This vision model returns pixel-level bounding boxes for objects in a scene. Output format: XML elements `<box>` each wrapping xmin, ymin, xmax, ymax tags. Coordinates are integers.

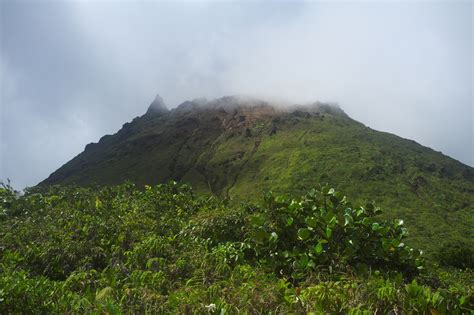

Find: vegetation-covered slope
<box><xmin>1</xmin><ymin>182</ymin><xmax>472</xmax><ymax>313</ymax></box>
<box><xmin>40</xmin><ymin>96</ymin><xmax>474</xmax><ymax>259</ymax></box>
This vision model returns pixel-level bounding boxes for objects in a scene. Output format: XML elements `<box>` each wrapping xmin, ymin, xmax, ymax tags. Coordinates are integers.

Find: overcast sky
<box><xmin>1</xmin><ymin>1</ymin><xmax>473</xmax><ymax>189</ymax></box>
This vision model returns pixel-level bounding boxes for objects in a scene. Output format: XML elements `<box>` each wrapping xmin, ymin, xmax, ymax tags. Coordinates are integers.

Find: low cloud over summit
<box><xmin>1</xmin><ymin>1</ymin><xmax>472</xmax><ymax>188</ymax></box>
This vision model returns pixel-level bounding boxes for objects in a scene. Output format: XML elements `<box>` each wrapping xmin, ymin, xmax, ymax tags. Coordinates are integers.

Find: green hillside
<box><xmin>40</xmin><ymin>96</ymin><xmax>474</xmax><ymax>259</ymax></box>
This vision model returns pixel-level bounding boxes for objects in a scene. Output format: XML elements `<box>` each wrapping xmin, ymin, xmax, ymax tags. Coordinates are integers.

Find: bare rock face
<box><xmin>146</xmin><ymin>94</ymin><xmax>169</xmax><ymax>115</ymax></box>
<box><xmin>167</xmin><ymin>95</ymin><xmax>347</xmax><ymax>131</ymax></box>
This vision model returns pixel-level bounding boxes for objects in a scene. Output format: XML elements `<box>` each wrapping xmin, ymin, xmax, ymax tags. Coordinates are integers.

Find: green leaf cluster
<box><xmin>242</xmin><ymin>187</ymin><xmax>423</xmax><ymax>280</ymax></box>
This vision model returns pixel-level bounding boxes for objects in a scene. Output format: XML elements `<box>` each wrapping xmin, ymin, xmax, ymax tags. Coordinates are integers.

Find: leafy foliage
<box><xmin>243</xmin><ymin>188</ymin><xmax>423</xmax><ymax>280</ymax></box>
<box><xmin>0</xmin><ymin>182</ymin><xmax>472</xmax><ymax>313</ymax></box>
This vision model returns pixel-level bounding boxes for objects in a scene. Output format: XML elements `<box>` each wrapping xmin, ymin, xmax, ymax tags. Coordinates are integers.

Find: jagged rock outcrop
<box><xmin>146</xmin><ymin>94</ymin><xmax>169</xmax><ymax>115</ymax></box>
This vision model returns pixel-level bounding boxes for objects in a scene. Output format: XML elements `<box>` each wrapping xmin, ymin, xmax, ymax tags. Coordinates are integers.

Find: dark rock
<box><xmin>146</xmin><ymin>94</ymin><xmax>169</xmax><ymax>115</ymax></box>
<box><xmin>99</xmin><ymin>135</ymin><xmax>112</xmax><ymax>143</ymax></box>
<box><xmin>85</xmin><ymin>142</ymin><xmax>98</xmax><ymax>151</ymax></box>
<box><xmin>270</xmin><ymin>125</ymin><xmax>277</xmax><ymax>135</ymax></box>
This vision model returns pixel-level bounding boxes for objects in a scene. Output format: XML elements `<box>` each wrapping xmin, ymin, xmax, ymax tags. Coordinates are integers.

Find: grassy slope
<box><xmin>40</xmin><ymin>107</ymin><xmax>474</xmax><ymax>259</ymax></box>
<box><xmin>201</xmin><ymin>114</ymin><xmax>473</xmax><ymax>257</ymax></box>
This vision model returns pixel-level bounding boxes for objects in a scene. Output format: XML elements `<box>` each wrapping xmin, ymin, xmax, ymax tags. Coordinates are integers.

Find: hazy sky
<box><xmin>1</xmin><ymin>1</ymin><xmax>473</xmax><ymax>189</ymax></box>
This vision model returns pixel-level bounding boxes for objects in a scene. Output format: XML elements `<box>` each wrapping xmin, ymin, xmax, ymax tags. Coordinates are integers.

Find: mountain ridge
<box><xmin>41</xmin><ymin>95</ymin><xmax>472</xmax><ymax>190</ymax></box>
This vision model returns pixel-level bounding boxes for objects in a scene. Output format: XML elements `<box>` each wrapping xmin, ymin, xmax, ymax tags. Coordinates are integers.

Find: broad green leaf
<box><xmin>325</xmin><ymin>227</ymin><xmax>333</xmax><ymax>239</ymax></box>
<box><xmin>297</xmin><ymin>254</ymin><xmax>309</xmax><ymax>269</ymax></box>
<box><xmin>334</xmin><ymin>192</ymin><xmax>344</xmax><ymax>201</ymax></box>
<box><xmin>250</xmin><ymin>215</ymin><xmax>265</xmax><ymax>227</ymax></box>
<box><xmin>344</xmin><ymin>214</ymin><xmax>353</xmax><ymax>226</ymax></box>
<box><xmin>321</xmin><ymin>186</ymin><xmax>330</xmax><ymax>195</ymax></box>
<box><xmin>270</xmin><ymin>232</ymin><xmax>278</xmax><ymax>242</ymax></box>
<box><xmin>372</xmin><ymin>222</ymin><xmax>381</xmax><ymax>231</ymax></box>
<box><xmin>288</xmin><ymin>200</ymin><xmax>301</xmax><ymax>213</ymax></box>
<box><xmin>297</xmin><ymin>228</ymin><xmax>310</xmax><ymax>240</ymax></box>
<box><xmin>254</xmin><ymin>228</ymin><xmax>267</xmax><ymax>242</ymax></box>
<box><xmin>314</xmin><ymin>242</ymin><xmax>323</xmax><ymax>254</ymax></box>
<box><xmin>305</xmin><ymin>216</ymin><xmax>318</xmax><ymax>228</ymax></box>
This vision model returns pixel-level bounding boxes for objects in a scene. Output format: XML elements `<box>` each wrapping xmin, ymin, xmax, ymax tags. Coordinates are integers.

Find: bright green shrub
<box><xmin>242</xmin><ymin>187</ymin><xmax>423</xmax><ymax>280</ymax></box>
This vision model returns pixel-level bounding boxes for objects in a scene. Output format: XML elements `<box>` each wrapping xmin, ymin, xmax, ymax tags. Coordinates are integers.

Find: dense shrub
<box><xmin>437</xmin><ymin>240</ymin><xmax>474</xmax><ymax>269</ymax></box>
<box><xmin>0</xmin><ymin>182</ymin><xmax>472</xmax><ymax>313</ymax></box>
<box><xmin>241</xmin><ymin>188</ymin><xmax>423</xmax><ymax>280</ymax></box>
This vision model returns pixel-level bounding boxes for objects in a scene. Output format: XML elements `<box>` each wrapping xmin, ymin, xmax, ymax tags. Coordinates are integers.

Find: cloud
<box><xmin>0</xmin><ymin>1</ymin><xmax>472</xmax><ymax>188</ymax></box>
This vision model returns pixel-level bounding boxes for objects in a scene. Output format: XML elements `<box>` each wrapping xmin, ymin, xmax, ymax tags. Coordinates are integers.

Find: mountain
<box><xmin>40</xmin><ymin>95</ymin><xmax>474</xmax><ymax>256</ymax></box>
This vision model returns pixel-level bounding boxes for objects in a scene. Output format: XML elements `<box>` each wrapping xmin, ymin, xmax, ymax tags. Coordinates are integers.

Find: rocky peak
<box><xmin>146</xmin><ymin>94</ymin><xmax>169</xmax><ymax>115</ymax></box>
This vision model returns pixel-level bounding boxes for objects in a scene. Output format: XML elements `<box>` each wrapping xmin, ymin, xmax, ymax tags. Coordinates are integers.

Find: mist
<box><xmin>1</xmin><ymin>1</ymin><xmax>472</xmax><ymax>189</ymax></box>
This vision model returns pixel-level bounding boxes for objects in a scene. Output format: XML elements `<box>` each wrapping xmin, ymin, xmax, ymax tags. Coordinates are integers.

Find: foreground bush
<box><xmin>242</xmin><ymin>188</ymin><xmax>423</xmax><ymax>280</ymax></box>
<box><xmin>0</xmin><ymin>182</ymin><xmax>472</xmax><ymax>313</ymax></box>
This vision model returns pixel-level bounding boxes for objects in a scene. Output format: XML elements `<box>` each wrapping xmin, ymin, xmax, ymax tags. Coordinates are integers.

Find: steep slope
<box><xmin>40</xmin><ymin>95</ymin><xmax>474</xmax><ymax>256</ymax></box>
